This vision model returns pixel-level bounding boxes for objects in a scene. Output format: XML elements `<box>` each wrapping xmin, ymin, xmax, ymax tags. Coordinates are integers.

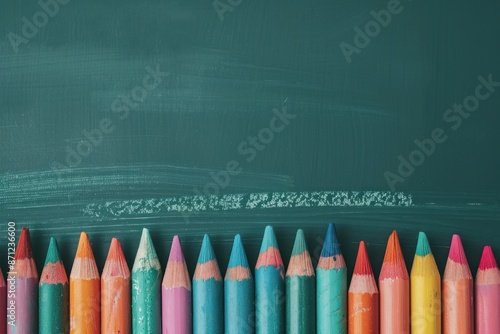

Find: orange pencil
<box><xmin>443</xmin><ymin>234</ymin><xmax>473</xmax><ymax>334</ymax></box>
<box><xmin>101</xmin><ymin>238</ymin><xmax>131</xmax><ymax>334</ymax></box>
<box><xmin>348</xmin><ymin>241</ymin><xmax>379</xmax><ymax>334</ymax></box>
<box><xmin>379</xmin><ymin>231</ymin><xmax>409</xmax><ymax>334</ymax></box>
<box><xmin>70</xmin><ymin>232</ymin><xmax>100</xmax><ymax>333</ymax></box>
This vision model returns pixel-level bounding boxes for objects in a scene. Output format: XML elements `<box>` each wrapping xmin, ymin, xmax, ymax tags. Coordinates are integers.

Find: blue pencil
<box><xmin>255</xmin><ymin>226</ymin><xmax>285</xmax><ymax>334</ymax></box>
<box><xmin>224</xmin><ymin>234</ymin><xmax>255</xmax><ymax>334</ymax></box>
<box><xmin>193</xmin><ymin>234</ymin><xmax>223</xmax><ymax>334</ymax></box>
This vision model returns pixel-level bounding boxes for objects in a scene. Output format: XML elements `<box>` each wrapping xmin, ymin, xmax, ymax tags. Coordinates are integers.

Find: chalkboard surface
<box><xmin>1</xmin><ymin>0</ymin><xmax>499</xmax><ymax>279</ymax></box>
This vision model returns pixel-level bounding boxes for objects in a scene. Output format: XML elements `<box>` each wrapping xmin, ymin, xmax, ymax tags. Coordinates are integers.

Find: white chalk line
<box><xmin>82</xmin><ymin>191</ymin><xmax>413</xmax><ymax>218</ymax></box>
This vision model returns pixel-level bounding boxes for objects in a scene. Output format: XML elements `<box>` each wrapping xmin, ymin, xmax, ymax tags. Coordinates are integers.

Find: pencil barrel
<box><xmin>316</xmin><ymin>268</ymin><xmax>347</xmax><ymax>334</ymax></box>
<box><xmin>39</xmin><ymin>283</ymin><xmax>69</xmax><ymax>334</ymax></box>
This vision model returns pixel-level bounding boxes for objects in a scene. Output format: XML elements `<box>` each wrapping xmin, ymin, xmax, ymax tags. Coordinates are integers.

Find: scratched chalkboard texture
<box><xmin>0</xmin><ymin>0</ymin><xmax>499</xmax><ymax>280</ymax></box>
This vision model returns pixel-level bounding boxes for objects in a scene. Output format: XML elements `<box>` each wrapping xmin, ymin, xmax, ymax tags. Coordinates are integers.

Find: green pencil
<box><xmin>39</xmin><ymin>237</ymin><xmax>69</xmax><ymax>334</ymax></box>
<box><xmin>132</xmin><ymin>228</ymin><xmax>162</xmax><ymax>333</ymax></box>
<box><xmin>286</xmin><ymin>229</ymin><xmax>315</xmax><ymax>333</ymax></box>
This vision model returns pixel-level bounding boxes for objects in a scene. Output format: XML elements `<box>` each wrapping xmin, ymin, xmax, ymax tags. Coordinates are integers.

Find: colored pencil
<box><xmin>255</xmin><ymin>225</ymin><xmax>285</xmax><ymax>334</ymax></box>
<box><xmin>348</xmin><ymin>241</ymin><xmax>379</xmax><ymax>334</ymax></box>
<box><xmin>475</xmin><ymin>246</ymin><xmax>500</xmax><ymax>334</ymax></box>
<box><xmin>286</xmin><ymin>229</ymin><xmax>315</xmax><ymax>333</ymax></box>
<box><xmin>0</xmin><ymin>269</ymin><xmax>5</xmax><ymax>334</ymax></box>
<box><xmin>379</xmin><ymin>230</ymin><xmax>409</xmax><ymax>334</ymax></box>
<box><xmin>162</xmin><ymin>235</ymin><xmax>192</xmax><ymax>334</ymax></box>
<box><xmin>193</xmin><ymin>234</ymin><xmax>223</xmax><ymax>334</ymax></box>
<box><xmin>101</xmin><ymin>238</ymin><xmax>131</xmax><ymax>334</ymax></box>
<box><xmin>443</xmin><ymin>234</ymin><xmax>473</xmax><ymax>334</ymax></box>
<box><xmin>70</xmin><ymin>232</ymin><xmax>100</xmax><ymax>333</ymax></box>
<box><xmin>132</xmin><ymin>228</ymin><xmax>162</xmax><ymax>333</ymax></box>
<box><xmin>39</xmin><ymin>237</ymin><xmax>69</xmax><ymax>334</ymax></box>
<box><xmin>224</xmin><ymin>234</ymin><xmax>254</xmax><ymax>334</ymax></box>
<box><xmin>7</xmin><ymin>227</ymin><xmax>38</xmax><ymax>333</ymax></box>
<box><xmin>316</xmin><ymin>223</ymin><xmax>347</xmax><ymax>334</ymax></box>
<box><xmin>410</xmin><ymin>231</ymin><xmax>441</xmax><ymax>334</ymax></box>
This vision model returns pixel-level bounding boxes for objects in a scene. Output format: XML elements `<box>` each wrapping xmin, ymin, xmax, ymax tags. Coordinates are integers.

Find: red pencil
<box><xmin>348</xmin><ymin>241</ymin><xmax>379</xmax><ymax>334</ymax></box>
<box><xmin>379</xmin><ymin>231</ymin><xmax>409</xmax><ymax>334</ymax></box>
<box><xmin>101</xmin><ymin>238</ymin><xmax>130</xmax><ymax>334</ymax></box>
<box><xmin>476</xmin><ymin>246</ymin><xmax>500</xmax><ymax>334</ymax></box>
<box><xmin>443</xmin><ymin>234</ymin><xmax>473</xmax><ymax>334</ymax></box>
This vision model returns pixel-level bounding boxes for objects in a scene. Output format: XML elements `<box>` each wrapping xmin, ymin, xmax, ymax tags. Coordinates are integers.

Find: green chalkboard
<box><xmin>1</xmin><ymin>0</ymin><xmax>499</xmax><ymax>280</ymax></box>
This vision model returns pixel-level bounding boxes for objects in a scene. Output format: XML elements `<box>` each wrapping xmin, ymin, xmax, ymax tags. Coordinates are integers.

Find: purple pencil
<box><xmin>162</xmin><ymin>236</ymin><xmax>192</xmax><ymax>334</ymax></box>
<box><xmin>7</xmin><ymin>228</ymin><xmax>38</xmax><ymax>333</ymax></box>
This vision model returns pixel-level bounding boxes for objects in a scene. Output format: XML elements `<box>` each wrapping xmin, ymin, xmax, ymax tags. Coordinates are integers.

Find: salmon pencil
<box><xmin>316</xmin><ymin>223</ymin><xmax>347</xmax><ymax>334</ymax></box>
<box><xmin>162</xmin><ymin>235</ymin><xmax>192</xmax><ymax>334</ymax></box>
<box><xmin>193</xmin><ymin>234</ymin><xmax>223</xmax><ymax>334</ymax></box>
<box><xmin>224</xmin><ymin>234</ymin><xmax>254</xmax><ymax>334</ymax></box>
<box><xmin>348</xmin><ymin>241</ymin><xmax>378</xmax><ymax>334</ymax></box>
<box><xmin>475</xmin><ymin>246</ymin><xmax>500</xmax><ymax>334</ymax></box>
<box><xmin>410</xmin><ymin>232</ymin><xmax>441</xmax><ymax>334</ymax></box>
<box><xmin>255</xmin><ymin>226</ymin><xmax>285</xmax><ymax>334</ymax></box>
<box><xmin>39</xmin><ymin>237</ymin><xmax>69</xmax><ymax>334</ymax></box>
<box><xmin>443</xmin><ymin>234</ymin><xmax>473</xmax><ymax>334</ymax></box>
<box><xmin>132</xmin><ymin>228</ymin><xmax>162</xmax><ymax>333</ymax></box>
<box><xmin>101</xmin><ymin>238</ymin><xmax>131</xmax><ymax>334</ymax></box>
<box><xmin>286</xmin><ymin>229</ymin><xmax>315</xmax><ymax>333</ymax></box>
<box><xmin>379</xmin><ymin>231</ymin><xmax>409</xmax><ymax>334</ymax></box>
<box><xmin>7</xmin><ymin>227</ymin><xmax>38</xmax><ymax>334</ymax></box>
<box><xmin>70</xmin><ymin>232</ymin><xmax>100</xmax><ymax>333</ymax></box>
<box><xmin>0</xmin><ymin>269</ymin><xmax>5</xmax><ymax>334</ymax></box>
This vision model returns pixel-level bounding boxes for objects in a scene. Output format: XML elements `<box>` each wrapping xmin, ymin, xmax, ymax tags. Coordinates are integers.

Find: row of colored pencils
<box><xmin>0</xmin><ymin>225</ymin><xmax>498</xmax><ymax>333</ymax></box>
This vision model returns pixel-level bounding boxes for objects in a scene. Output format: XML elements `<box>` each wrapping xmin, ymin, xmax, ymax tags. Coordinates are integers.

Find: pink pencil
<box><xmin>0</xmin><ymin>269</ymin><xmax>5</xmax><ymax>334</ymax></box>
<box><xmin>162</xmin><ymin>235</ymin><xmax>192</xmax><ymax>334</ymax></box>
<box><xmin>475</xmin><ymin>246</ymin><xmax>500</xmax><ymax>334</ymax></box>
<box><xmin>7</xmin><ymin>228</ymin><xmax>38</xmax><ymax>333</ymax></box>
<box><xmin>443</xmin><ymin>234</ymin><xmax>473</xmax><ymax>334</ymax></box>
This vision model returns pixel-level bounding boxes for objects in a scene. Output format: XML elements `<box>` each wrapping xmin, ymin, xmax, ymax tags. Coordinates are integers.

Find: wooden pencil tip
<box><xmin>291</xmin><ymin>229</ymin><xmax>307</xmax><ymax>256</ymax></box>
<box><xmin>448</xmin><ymin>234</ymin><xmax>469</xmax><ymax>265</ymax></box>
<box><xmin>75</xmin><ymin>232</ymin><xmax>95</xmax><ymax>259</ymax></box>
<box><xmin>103</xmin><ymin>238</ymin><xmax>129</xmax><ymax>278</ymax></box>
<box><xmin>259</xmin><ymin>225</ymin><xmax>279</xmax><ymax>253</ymax></box>
<box><xmin>197</xmin><ymin>234</ymin><xmax>216</xmax><ymax>264</ymax></box>
<box><xmin>228</xmin><ymin>234</ymin><xmax>250</xmax><ymax>269</ymax></box>
<box><xmin>415</xmin><ymin>231</ymin><xmax>432</xmax><ymax>257</ymax></box>
<box><xmin>168</xmin><ymin>235</ymin><xmax>186</xmax><ymax>263</ymax></box>
<box><xmin>380</xmin><ymin>231</ymin><xmax>408</xmax><ymax>280</ymax></box>
<box><xmin>479</xmin><ymin>246</ymin><xmax>498</xmax><ymax>270</ymax></box>
<box><xmin>353</xmin><ymin>241</ymin><xmax>374</xmax><ymax>275</ymax></box>
<box><xmin>106</xmin><ymin>238</ymin><xmax>123</xmax><ymax>261</ymax></box>
<box><xmin>44</xmin><ymin>237</ymin><xmax>63</xmax><ymax>265</ymax></box>
<box><xmin>15</xmin><ymin>227</ymin><xmax>34</xmax><ymax>260</ymax></box>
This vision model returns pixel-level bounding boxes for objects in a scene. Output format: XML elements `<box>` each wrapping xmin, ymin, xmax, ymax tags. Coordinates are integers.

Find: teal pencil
<box><xmin>193</xmin><ymin>234</ymin><xmax>223</xmax><ymax>333</ymax></box>
<box><xmin>132</xmin><ymin>228</ymin><xmax>162</xmax><ymax>333</ymax></box>
<box><xmin>224</xmin><ymin>234</ymin><xmax>255</xmax><ymax>334</ymax></box>
<box><xmin>286</xmin><ymin>229</ymin><xmax>315</xmax><ymax>333</ymax></box>
<box><xmin>255</xmin><ymin>226</ymin><xmax>285</xmax><ymax>334</ymax></box>
<box><xmin>316</xmin><ymin>223</ymin><xmax>347</xmax><ymax>334</ymax></box>
<box><xmin>39</xmin><ymin>237</ymin><xmax>69</xmax><ymax>334</ymax></box>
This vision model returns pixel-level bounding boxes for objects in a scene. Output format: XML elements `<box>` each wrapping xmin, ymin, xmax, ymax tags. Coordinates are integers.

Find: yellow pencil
<box><xmin>411</xmin><ymin>232</ymin><xmax>441</xmax><ymax>334</ymax></box>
